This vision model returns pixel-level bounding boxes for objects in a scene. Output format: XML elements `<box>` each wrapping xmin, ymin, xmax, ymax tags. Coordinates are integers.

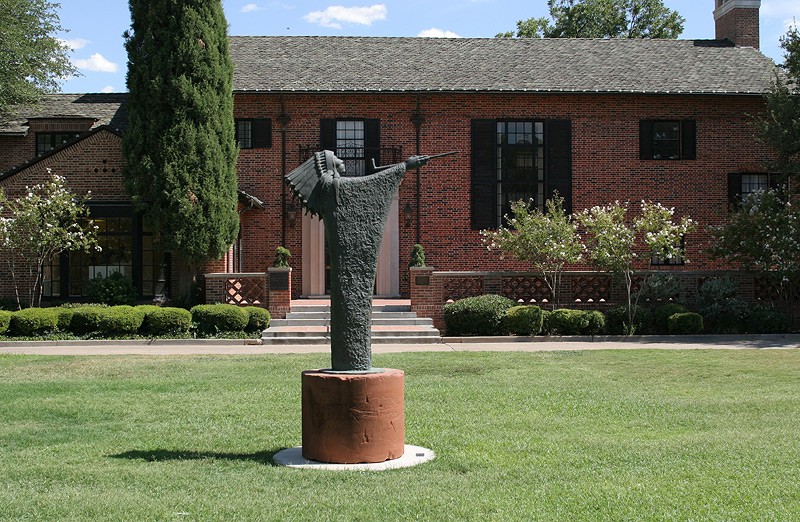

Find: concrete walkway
<box><xmin>1</xmin><ymin>334</ymin><xmax>799</xmax><ymax>355</ymax></box>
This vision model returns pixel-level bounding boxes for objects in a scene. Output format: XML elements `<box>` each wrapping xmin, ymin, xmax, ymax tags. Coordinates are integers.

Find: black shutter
<box><xmin>681</xmin><ymin>120</ymin><xmax>696</xmax><ymax>160</ymax></box>
<box><xmin>252</xmin><ymin>119</ymin><xmax>272</xmax><ymax>148</ymax></box>
<box><xmin>320</xmin><ymin>119</ymin><xmax>336</xmax><ymax>151</ymax></box>
<box><xmin>545</xmin><ymin>119</ymin><xmax>572</xmax><ymax>214</ymax></box>
<box><xmin>727</xmin><ymin>173</ymin><xmax>743</xmax><ymax>208</ymax></box>
<box><xmin>768</xmin><ymin>173</ymin><xmax>780</xmax><ymax>189</ymax></box>
<box><xmin>471</xmin><ymin>119</ymin><xmax>497</xmax><ymax>230</ymax></box>
<box><xmin>639</xmin><ymin>120</ymin><xmax>653</xmax><ymax>160</ymax></box>
<box><xmin>364</xmin><ymin>119</ymin><xmax>380</xmax><ymax>174</ymax></box>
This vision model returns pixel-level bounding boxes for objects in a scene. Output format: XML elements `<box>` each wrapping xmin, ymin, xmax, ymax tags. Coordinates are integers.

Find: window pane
<box><xmin>652</xmin><ymin>121</ymin><xmax>681</xmax><ymax>160</ymax></box>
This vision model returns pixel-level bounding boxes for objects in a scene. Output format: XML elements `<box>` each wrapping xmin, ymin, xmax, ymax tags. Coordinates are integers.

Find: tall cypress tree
<box><xmin>123</xmin><ymin>0</ymin><xmax>238</xmax><ymax>274</ymax></box>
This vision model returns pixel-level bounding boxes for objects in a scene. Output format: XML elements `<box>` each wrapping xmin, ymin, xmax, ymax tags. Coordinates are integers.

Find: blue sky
<box><xmin>56</xmin><ymin>0</ymin><xmax>798</xmax><ymax>93</ymax></box>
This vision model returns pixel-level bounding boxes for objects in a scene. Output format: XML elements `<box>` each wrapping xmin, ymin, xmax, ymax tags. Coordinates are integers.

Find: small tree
<box><xmin>578</xmin><ymin>201</ymin><xmax>695</xmax><ymax>333</ymax></box>
<box><xmin>0</xmin><ymin>172</ymin><xmax>99</xmax><ymax>308</ymax></box>
<box><xmin>709</xmin><ymin>187</ymin><xmax>800</xmax><ymax>298</ymax></box>
<box><xmin>482</xmin><ymin>195</ymin><xmax>582</xmax><ymax>309</ymax></box>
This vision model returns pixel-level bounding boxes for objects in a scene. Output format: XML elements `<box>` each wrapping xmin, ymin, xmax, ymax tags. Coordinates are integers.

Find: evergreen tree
<box><xmin>123</xmin><ymin>0</ymin><xmax>238</xmax><ymax>275</ymax></box>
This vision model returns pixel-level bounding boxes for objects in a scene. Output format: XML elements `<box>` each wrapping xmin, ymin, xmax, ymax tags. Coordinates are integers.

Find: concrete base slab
<box><xmin>273</xmin><ymin>444</ymin><xmax>435</xmax><ymax>471</ymax></box>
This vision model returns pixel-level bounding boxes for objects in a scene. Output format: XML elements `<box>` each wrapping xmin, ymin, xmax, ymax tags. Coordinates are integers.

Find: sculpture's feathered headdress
<box><xmin>285</xmin><ymin>150</ymin><xmax>340</xmax><ymax>218</ymax></box>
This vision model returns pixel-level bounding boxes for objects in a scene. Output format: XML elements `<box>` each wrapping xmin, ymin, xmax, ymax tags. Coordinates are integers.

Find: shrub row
<box><xmin>1</xmin><ymin>303</ymin><xmax>269</xmax><ymax>337</ymax></box>
<box><xmin>444</xmin><ymin>294</ymin><xmax>788</xmax><ymax>336</ymax></box>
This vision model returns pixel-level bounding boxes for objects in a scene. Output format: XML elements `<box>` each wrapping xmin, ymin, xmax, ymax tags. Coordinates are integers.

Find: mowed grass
<box><xmin>0</xmin><ymin>350</ymin><xmax>798</xmax><ymax>521</ymax></box>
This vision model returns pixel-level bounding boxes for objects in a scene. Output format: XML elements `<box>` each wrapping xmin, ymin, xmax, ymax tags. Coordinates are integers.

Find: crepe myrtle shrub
<box><xmin>243</xmin><ymin>307</ymin><xmax>270</xmax><ymax>332</ymax></box>
<box><xmin>0</xmin><ymin>310</ymin><xmax>11</xmax><ymax>334</ymax></box>
<box><xmin>482</xmin><ymin>195</ymin><xmax>582</xmax><ymax>309</ymax></box>
<box><xmin>578</xmin><ymin>201</ymin><xmax>695</xmax><ymax>333</ymax></box>
<box><xmin>653</xmin><ymin>303</ymin><xmax>689</xmax><ymax>334</ymax></box>
<box><xmin>191</xmin><ymin>304</ymin><xmax>249</xmax><ymax>333</ymax></box>
<box><xmin>709</xmin><ymin>187</ymin><xmax>800</xmax><ymax>299</ymax></box>
<box><xmin>86</xmin><ymin>272</ymin><xmax>137</xmax><ymax>305</ymax></box>
<box><xmin>694</xmin><ymin>277</ymin><xmax>749</xmax><ymax>334</ymax></box>
<box><xmin>0</xmin><ymin>173</ymin><xmax>100</xmax><ymax>309</ymax></box>
<box><xmin>502</xmin><ymin>305</ymin><xmax>544</xmax><ymax>336</ymax></box>
<box><xmin>141</xmin><ymin>307</ymin><xmax>193</xmax><ymax>335</ymax></box>
<box><xmin>667</xmin><ymin>312</ymin><xmax>704</xmax><ymax>335</ymax></box>
<box><xmin>443</xmin><ymin>294</ymin><xmax>515</xmax><ymax>336</ymax></box>
<box><xmin>10</xmin><ymin>307</ymin><xmax>60</xmax><ymax>336</ymax></box>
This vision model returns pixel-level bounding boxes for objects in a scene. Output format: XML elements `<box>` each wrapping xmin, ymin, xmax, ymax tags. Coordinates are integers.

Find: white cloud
<box><xmin>73</xmin><ymin>53</ymin><xmax>119</xmax><ymax>73</ymax></box>
<box><xmin>417</xmin><ymin>28</ymin><xmax>461</xmax><ymax>38</ymax></box>
<box><xmin>59</xmin><ymin>38</ymin><xmax>90</xmax><ymax>50</ymax></box>
<box><xmin>101</xmin><ymin>85</ymin><xmax>116</xmax><ymax>93</ymax></box>
<box><xmin>304</xmin><ymin>4</ymin><xmax>387</xmax><ymax>29</ymax></box>
<box><xmin>762</xmin><ymin>0</ymin><xmax>800</xmax><ymax>18</ymax></box>
<box><xmin>242</xmin><ymin>3</ymin><xmax>261</xmax><ymax>12</ymax></box>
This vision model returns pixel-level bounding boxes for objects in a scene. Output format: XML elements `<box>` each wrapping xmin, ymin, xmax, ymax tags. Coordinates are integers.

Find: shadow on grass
<box><xmin>108</xmin><ymin>448</ymin><xmax>283</xmax><ymax>466</ymax></box>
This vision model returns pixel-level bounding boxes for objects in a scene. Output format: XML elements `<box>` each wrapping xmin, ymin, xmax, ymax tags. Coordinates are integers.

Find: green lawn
<box><xmin>1</xmin><ymin>350</ymin><xmax>798</xmax><ymax>521</ymax></box>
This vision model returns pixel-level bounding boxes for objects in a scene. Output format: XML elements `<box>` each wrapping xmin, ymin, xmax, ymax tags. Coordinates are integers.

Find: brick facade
<box><xmin>234</xmin><ymin>91</ymin><xmax>774</xmax><ymax>298</ymax></box>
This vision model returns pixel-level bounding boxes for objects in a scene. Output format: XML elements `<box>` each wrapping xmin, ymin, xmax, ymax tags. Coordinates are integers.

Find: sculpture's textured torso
<box><xmin>286</xmin><ymin>151</ymin><xmax>406</xmax><ymax>371</ymax></box>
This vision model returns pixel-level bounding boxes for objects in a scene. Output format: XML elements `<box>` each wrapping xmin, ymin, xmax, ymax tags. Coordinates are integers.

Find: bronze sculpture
<box><xmin>286</xmin><ymin>150</ymin><xmax>454</xmax><ymax>372</ymax></box>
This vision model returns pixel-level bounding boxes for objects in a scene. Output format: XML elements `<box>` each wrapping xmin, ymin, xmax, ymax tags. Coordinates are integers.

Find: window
<box><xmin>320</xmin><ymin>119</ymin><xmax>380</xmax><ymax>177</ymax></box>
<box><xmin>727</xmin><ymin>172</ymin><xmax>776</xmax><ymax>208</ymax></box>
<box><xmin>495</xmin><ymin>121</ymin><xmax>544</xmax><ymax>220</ymax></box>
<box><xmin>639</xmin><ymin>120</ymin><xmax>696</xmax><ymax>160</ymax></box>
<box><xmin>471</xmin><ymin>119</ymin><xmax>572</xmax><ymax>229</ymax></box>
<box><xmin>235</xmin><ymin>119</ymin><xmax>271</xmax><ymax>149</ymax></box>
<box><xmin>36</xmin><ymin>132</ymin><xmax>82</xmax><ymax>157</ymax></box>
<box><xmin>43</xmin><ymin>205</ymin><xmax>170</xmax><ymax>299</ymax></box>
<box><xmin>651</xmin><ymin>238</ymin><xmax>686</xmax><ymax>266</ymax></box>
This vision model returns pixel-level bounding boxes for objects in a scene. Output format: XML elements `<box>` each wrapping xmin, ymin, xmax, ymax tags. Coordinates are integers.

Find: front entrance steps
<box><xmin>262</xmin><ymin>299</ymin><xmax>441</xmax><ymax>345</ymax></box>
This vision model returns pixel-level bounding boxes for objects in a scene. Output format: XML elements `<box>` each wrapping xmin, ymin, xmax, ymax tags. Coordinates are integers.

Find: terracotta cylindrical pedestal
<box><xmin>302</xmin><ymin>369</ymin><xmax>404</xmax><ymax>464</ymax></box>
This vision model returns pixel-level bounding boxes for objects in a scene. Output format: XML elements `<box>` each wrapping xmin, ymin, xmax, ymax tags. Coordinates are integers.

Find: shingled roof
<box><xmin>0</xmin><ymin>93</ymin><xmax>128</xmax><ymax>135</ymax></box>
<box><xmin>229</xmin><ymin>36</ymin><xmax>777</xmax><ymax>95</ymax></box>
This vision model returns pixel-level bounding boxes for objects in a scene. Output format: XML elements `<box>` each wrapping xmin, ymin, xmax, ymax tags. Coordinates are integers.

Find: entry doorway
<box><xmin>301</xmin><ymin>196</ymin><xmax>400</xmax><ymax>297</ymax></box>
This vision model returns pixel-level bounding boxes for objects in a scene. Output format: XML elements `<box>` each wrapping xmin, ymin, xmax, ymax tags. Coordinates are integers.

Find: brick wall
<box><xmin>0</xmin><ymin>118</ymin><xmax>97</xmax><ymax>174</ymax></box>
<box><xmin>233</xmin><ymin>91</ymin><xmax>775</xmax><ymax>298</ymax></box>
<box><xmin>715</xmin><ymin>8</ymin><xmax>760</xmax><ymax>49</ymax></box>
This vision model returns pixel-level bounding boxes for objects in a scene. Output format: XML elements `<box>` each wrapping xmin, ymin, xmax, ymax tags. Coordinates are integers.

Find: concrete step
<box><xmin>271</xmin><ymin>317</ymin><xmax>435</xmax><ymax>327</ymax></box>
<box><xmin>290</xmin><ymin>304</ymin><xmax>411</xmax><ymax>314</ymax></box>
<box><xmin>285</xmin><ymin>311</ymin><xmax>419</xmax><ymax>320</ymax></box>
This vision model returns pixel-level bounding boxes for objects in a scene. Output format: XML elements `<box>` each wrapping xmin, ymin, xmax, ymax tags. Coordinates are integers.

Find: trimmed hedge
<box><xmin>243</xmin><ymin>307</ymin><xmax>270</xmax><ymax>332</ymax></box>
<box><xmin>10</xmin><ymin>308</ymin><xmax>60</xmax><ymax>336</ymax></box>
<box><xmin>653</xmin><ymin>303</ymin><xmax>689</xmax><ymax>334</ymax></box>
<box><xmin>545</xmin><ymin>309</ymin><xmax>605</xmax><ymax>335</ymax></box>
<box><xmin>97</xmin><ymin>306</ymin><xmax>146</xmax><ymax>335</ymax></box>
<box><xmin>69</xmin><ymin>306</ymin><xmax>109</xmax><ymax>334</ymax></box>
<box><xmin>191</xmin><ymin>304</ymin><xmax>249</xmax><ymax>333</ymax></box>
<box><xmin>142</xmin><ymin>307</ymin><xmax>192</xmax><ymax>335</ymax></box>
<box><xmin>502</xmin><ymin>305</ymin><xmax>543</xmax><ymax>336</ymax></box>
<box><xmin>444</xmin><ymin>294</ymin><xmax>515</xmax><ymax>336</ymax></box>
<box><xmin>668</xmin><ymin>312</ymin><xmax>704</xmax><ymax>334</ymax></box>
<box><xmin>0</xmin><ymin>310</ymin><xmax>13</xmax><ymax>334</ymax></box>
<box><xmin>56</xmin><ymin>308</ymin><xmax>74</xmax><ymax>332</ymax></box>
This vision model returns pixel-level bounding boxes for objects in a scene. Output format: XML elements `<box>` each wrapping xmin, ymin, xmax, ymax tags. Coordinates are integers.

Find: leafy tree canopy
<box><xmin>123</xmin><ymin>0</ymin><xmax>238</xmax><ymax>268</ymax></box>
<box><xmin>497</xmin><ymin>0</ymin><xmax>684</xmax><ymax>39</ymax></box>
<box><xmin>758</xmin><ymin>24</ymin><xmax>800</xmax><ymax>184</ymax></box>
<box><xmin>0</xmin><ymin>0</ymin><xmax>77</xmax><ymax>115</ymax></box>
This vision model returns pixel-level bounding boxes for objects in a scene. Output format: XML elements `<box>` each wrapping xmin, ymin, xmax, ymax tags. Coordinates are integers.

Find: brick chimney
<box><xmin>714</xmin><ymin>0</ymin><xmax>761</xmax><ymax>49</ymax></box>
